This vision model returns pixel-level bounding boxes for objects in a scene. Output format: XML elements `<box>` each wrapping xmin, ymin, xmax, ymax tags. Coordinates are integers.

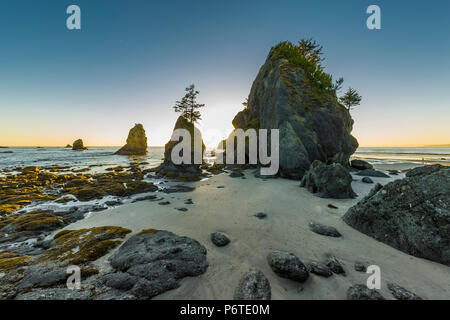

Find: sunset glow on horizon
<box><xmin>1</xmin><ymin>1</ymin><xmax>449</xmax><ymax>149</ymax></box>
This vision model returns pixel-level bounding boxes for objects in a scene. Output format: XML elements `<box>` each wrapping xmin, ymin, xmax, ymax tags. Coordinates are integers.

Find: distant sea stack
<box><xmin>226</xmin><ymin>41</ymin><xmax>358</xmax><ymax>179</ymax></box>
<box><xmin>156</xmin><ymin>116</ymin><xmax>205</xmax><ymax>180</ymax></box>
<box><xmin>115</xmin><ymin>124</ymin><xmax>148</xmax><ymax>155</ymax></box>
<box><xmin>72</xmin><ymin>139</ymin><xmax>87</xmax><ymax>151</ymax></box>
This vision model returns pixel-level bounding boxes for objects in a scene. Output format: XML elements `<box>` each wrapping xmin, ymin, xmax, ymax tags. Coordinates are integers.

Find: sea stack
<box><xmin>226</xmin><ymin>41</ymin><xmax>358</xmax><ymax>179</ymax></box>
<box><xmin>72</xmin><ymin>139</ymin><xmax>87</xmax><ymax>150</ymax></box>
<box><xmin>156</xmin><ymin>116</ymin><xmax>205</xmax><ymax>180</ymax></box>
<box><xmin>115</xmin><ymin>124</ymin><xmax>148</xmax><ymax>155</ymax></box>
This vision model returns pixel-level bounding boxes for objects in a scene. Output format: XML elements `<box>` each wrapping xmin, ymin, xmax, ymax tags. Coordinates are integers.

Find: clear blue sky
<box><xmin>0</xmin><ymin>0</ymin><xmax>449</xmax><ymax>147</ymax></box>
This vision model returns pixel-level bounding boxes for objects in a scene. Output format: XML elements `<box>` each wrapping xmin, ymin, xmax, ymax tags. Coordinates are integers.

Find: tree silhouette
<box><xmin>340</xmin><ymin>87</ymin><xmax>362</xmax><ymax>111</ymax></box>
<box><xmin>173</xmin><ymin>84</ymin><xmax>205</xmax><ymax>123</ymax></box>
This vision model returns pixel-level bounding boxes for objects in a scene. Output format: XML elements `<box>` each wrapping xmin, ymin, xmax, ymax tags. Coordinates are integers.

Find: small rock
<box><xmin>326</xmin><ymin>256</ymin><xmax>345</xmax><ymax>275</ymax></box>
<box><xmin>158</xmin><ymin>201</ymin><xmax>170</xmax><ymax>205</ymax></box>
<box><xmin>254</xmin><ymin>212</ymin><xmax>267</xmax><ymax>219</ymax></box>
<box><xmin>217</xmin><ymin>186</ymin><xmax>225</xmax><ymax>189</ymax></box>
<box><xmin>229</xmin><ymin>171</ymin><xmax>244</xmax><ymax>178</ymax></box>
<box><xmin>361</xmin><ymin>177</ymin><xmax>374</xmax><ymax>184</ymax></box>
<box><xmin>210</xmin><ymin>232</ymin><xmax>230</xmax><ymax>247</ymax></box>
<box><xmin>354</xmin><ymin>262</ymin><xmax>367</xmax><ymax>272</ymax></box>
<box><xmin>233</xmin><ymin>268</ymin><xmax>271</xmax><ymax>300</ymax></box>
<box><xmin>176</xmin><ymin>207</ymin><xmax>188</xmax><ymax>212</ymax></box>
<box><xmin>347</xmin><ymin>284</ymin><xmax>385</xmax><ymax>300</ymax></box>
<box><xmin>308</xmin><ymin>262</ymin><xmax>333</xmax><ymax>277</ymax></box>
<box><xmin>184</xmin><ymin>199</ymin><xmax>193</xmax><ymax>205</ymax></box>
<box><xmin>387</xmin><ymin>283</ymin><xmax>422</xmax><ymax>300</ymax></box>
<box><xmin>309</xmin><ymin>222</ymin><xmax>342</xmax><ymax>237</ymax></box>
<box><xmin>267</xmin><ymin>251</ymin><xmax>309</xmax><ymax>282</ymax></box>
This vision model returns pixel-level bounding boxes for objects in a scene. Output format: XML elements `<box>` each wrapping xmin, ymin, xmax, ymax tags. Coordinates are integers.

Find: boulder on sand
<box><xmin>300</xmin><ymin>160</ymin><xmax>356</xmax><ymax>199</ymax></box>
<box><xmin>72</xmin><ymin>139</ymin><xmax>87</xmax><ymax>151</ymax></box>
<box><xmin>115</xmin><ymin>124</ymin><xmax>148</xmax><ymax>155</ymax></box>
<box><xmin>225</xmin><ymin>41</ymin><xmax>358</xmax><ymax>179</ymax></box>
<box><xmin>234</xmin><ymin>268</ymin><xmax>271</xmax><ymax>300</ymax></box>
<box><xmin>343</xmin><ymin>165</ymin><xmax>450</xmax><ymax>266</ymax></box>
<box><xmin>355</xmin><ymin>169</ymin><xmax>389</xmax><ymax>178</ymax></box>
<box><xmin>101</xmin><ymin>229</ymin><xmax>208</xmax><ymax>299</ymax></box>
<box><xmin>350</xmin><ymin>159</ymin><xmax>373</xmax><ymax>170</ymax></box>
<box><xmin>156</xmin><ymin>116</ymin><xmax>205</xmax><ymax>180</ymax></box>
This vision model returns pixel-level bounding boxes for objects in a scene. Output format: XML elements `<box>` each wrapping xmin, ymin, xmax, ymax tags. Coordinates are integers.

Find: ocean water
<box><xmin>0</xmin><ymin>146</ymin><xmax>449</xmax><ymax>173</ymax></box>
<box><xmin>353</xmin><ymin>147</ymin><xmax>450</xmax><ymax>166</ymax></box>
<box><xmin>0</xmin><ymin>146</ymin><xmax>217</xmax><ymax>173</ymax></box>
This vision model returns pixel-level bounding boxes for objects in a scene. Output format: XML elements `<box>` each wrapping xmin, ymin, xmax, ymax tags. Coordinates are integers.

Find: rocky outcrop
<box><xmin>387</xmin><ymin>283</ymin><xmax>422</xmax><ymax>300</ymax></box>
<box><xmin>115</xmin><ymin>124</ymin><xmax>148</xmax><ymax>155</ymax></box>
<box><xmin>343</xmin><ymin>165</ymin><xmax>450</xmax><ymax>266</ymax></box>
<box><xmin>234</xmin><ymin>268</ymin><xmax>271</xmax><ymax>300</ymax></box>
<box><xmin>72</xmin><ymin>139</ymin><xmax>87</xmax><ymax>150</ymax></box>
<box><xmin>156</xmin><ymin>116</ymin><xmax>205</xmax><ymax>180</ymax></box>
<box><xmin>225</xmin><ymin>41</ymin><xmax>358</xmax><ymax>179</ymax></box>
<box><xmin>100</xmin><ymin>229</ymin><xmax>208</xmax><ymax>299</ymax></box>
<box><xmin>300</xmin><ymin>160</ymin><xmax>356</xmax><ymax>199</ymax></box>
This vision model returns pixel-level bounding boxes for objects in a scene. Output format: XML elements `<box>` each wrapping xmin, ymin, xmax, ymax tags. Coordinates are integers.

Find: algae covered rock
<box><xmin>343</xmin><ymin>165</ymin><xmax>450</xmax><ymax>266</ymax></box>
<box><xmin>37</xmin><ymin>226</ymin><xmax>131</xmax><ymax>266</ymax></box>
<box><xmin>72</xmin><ymin>139</ymin><xmax>87</xmax><ymax>151</ymax></box>
<box><xmin>115</xmin><ymin>124</ymin><xmax>148</xmax><ymax>155</ymax></box>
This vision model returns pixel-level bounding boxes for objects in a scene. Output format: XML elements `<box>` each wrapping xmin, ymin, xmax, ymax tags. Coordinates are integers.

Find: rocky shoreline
<box><xmin>0</xmin><ymin>161</ymin><xmax>449</xmax><ymax>300</ymax></box>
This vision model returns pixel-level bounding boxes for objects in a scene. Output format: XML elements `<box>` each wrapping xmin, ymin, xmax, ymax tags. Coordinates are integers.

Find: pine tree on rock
<box><xmin>173</xmin><ymin>84</ymin><xmax>205</xmax><ymax>123</ymax></box>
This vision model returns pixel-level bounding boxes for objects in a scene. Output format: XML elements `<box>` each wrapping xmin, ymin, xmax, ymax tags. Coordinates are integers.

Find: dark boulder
<box><xmin>355</xmin><ymin>169</ymin><xmax>389</xmax><ymax>178</ymax></box>
<box><xmin>210</xmin><ymin>232</ymin><xmax>230</xmax><ymax>247</ymax></box>
<box><xmin>102</xmin><ymin>229</ymin><xmax>208</xmax><ymax>299</ymax></box>
<box><xmin>361</xmin><ymin>177</ymin><xmax>374</xmax><ymax>184</ymax></box>
<box><xmin>300</xmin><ymin>160</ymin><xmax>356</xmax><ymax>199</ymax></box>
<box><xmin>308</xmin><ymin>262</ymin><xmax>333</xmax><ymax>277</ymax></box>
<box><xmin>309</xmin><ymin>221</ymin><xmax>342</xmax><ymax>237</ymax></box>
<box><xmin>343</xmin><ymin>166</ymin><xmax>450</xmax><ymax>266</ymax></box>
<box><xmin>350</xmin><ymin>159</ymin><xmax>373</xmax><ymax>170</ymax></box>
<box><xmin>267</xmin><ymin>251</ymin><xmax>309</xmax><ymax>282</ymax></box>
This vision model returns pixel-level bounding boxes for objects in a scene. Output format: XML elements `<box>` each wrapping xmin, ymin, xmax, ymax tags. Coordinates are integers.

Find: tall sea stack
<box><xmin>115</xmin><ymin>124</ymin><xmax>148</xmax><ymax>155</ymax></box>
<box><xmin>227</xmin><ymin>41</ymin><xmax>358</xmax><ymax>179</ymax></box>
<box><xmin>156</xmin><ymin>116</ymin><xmax>205</xmax><ymax>180</ymax></box>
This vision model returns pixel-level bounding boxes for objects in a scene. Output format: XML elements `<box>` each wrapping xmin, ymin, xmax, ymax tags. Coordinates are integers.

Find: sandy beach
<box><xmin>57</xmin><ymin>169</ymin><xmax>450</xmax><ymax>300</ymax></box>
